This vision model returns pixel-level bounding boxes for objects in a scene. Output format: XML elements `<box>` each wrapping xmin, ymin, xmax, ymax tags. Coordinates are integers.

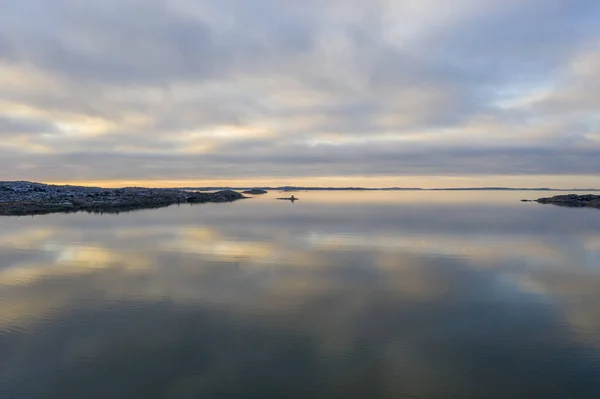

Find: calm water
<box><xmin>2</xmin><ymin>191</ymin><xmax>600</xmax><ymax>399</ymax></box>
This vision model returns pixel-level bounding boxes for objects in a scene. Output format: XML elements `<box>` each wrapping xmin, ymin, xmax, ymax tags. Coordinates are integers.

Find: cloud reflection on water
<box><xmin>1</xmin><ymin>192</ymin><xmax>600</xmax><ymax>397</ymax></box>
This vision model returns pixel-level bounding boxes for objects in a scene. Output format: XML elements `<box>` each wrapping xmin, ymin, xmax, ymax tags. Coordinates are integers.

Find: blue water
<box><xmin>2</xmin><ymin>191</ymin><xmax>600</xmax><ymax>398</ymax></box>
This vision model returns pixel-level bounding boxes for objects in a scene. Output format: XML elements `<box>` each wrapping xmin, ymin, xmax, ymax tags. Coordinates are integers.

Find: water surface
<box><xmin>2</xmin><ymin>191</ymin><xmax>600</xmax><ymax>398</ymax></box>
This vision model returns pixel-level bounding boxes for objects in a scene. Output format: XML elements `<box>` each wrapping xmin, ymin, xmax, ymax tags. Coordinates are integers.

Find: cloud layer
<box><xmin>0</xmin><ymin>0</ymin><xmax>599</xmax><ymax>186</ymax></box>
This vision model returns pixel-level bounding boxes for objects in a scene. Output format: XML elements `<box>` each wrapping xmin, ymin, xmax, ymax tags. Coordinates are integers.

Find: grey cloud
<box><xmin>2</xmin><ymin>141</ymin><xmax>599</xmax><ymax>182</ymax></box>
<box><xmin>0</xmin><ymin>0</ymin><xmax>599</xmax><ymax>182</ymax></box>
<box><xmin>0</xmin><ymin>0</ymin><xmax>316</xmax><ymax>84</ymax></box>
<box><xmin>423</xmin><ymin>1</ymin><xmax>600</xmax><ymax>81</ymax></box>
<box><xmin>0</xmin><ymin>116</ymin><xmax>56</xmax><ymax>135</ymax></box>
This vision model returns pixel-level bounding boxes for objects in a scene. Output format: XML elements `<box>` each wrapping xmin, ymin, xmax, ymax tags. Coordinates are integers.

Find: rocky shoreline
<box><xmin>536</xmin><ymin>194</ymin><xmax>600</xmax><ymax>209</ymax></box>
<box><xmin>0</xmin><ymin>181</ymin><xmax>245</xmax><ymax>216</ymax></box>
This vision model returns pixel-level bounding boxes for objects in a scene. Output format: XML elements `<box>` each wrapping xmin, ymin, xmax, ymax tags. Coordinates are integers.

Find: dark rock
<box><xmin>186</xmin><ymin>190</ymin><xmax>245</xmax><ymax>203</ymax></box>
<box><xmin>242</xmin><ymin>189</ymin><xmax>268</xmax><ymax>195</ymax></box>
<box><xmin>536</xmin><ymin>194</ymin><xmax>600</xmax><ymax>209</ymax></box>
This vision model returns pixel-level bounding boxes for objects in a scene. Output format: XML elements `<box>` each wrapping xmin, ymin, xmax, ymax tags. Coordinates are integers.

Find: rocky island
<box><xmin>0</xmin><ymin>181</ymin><xmax>245</xmax><ymax>216</ymax></box>
<box><xmin>536</xmin><ymin>194</ymin><xmax>600</xmax><ymax>209</ymax></box>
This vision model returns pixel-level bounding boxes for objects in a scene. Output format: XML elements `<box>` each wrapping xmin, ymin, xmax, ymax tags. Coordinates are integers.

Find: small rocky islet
<box><xmin>534</xmin><ymin>194</ymin><xmax>600</xmax><ymax>209</ymax></box>
<box><xmin>0</xmin><ymin>181</ymin><xmax>245</xmax><ymax>216</ymax></box>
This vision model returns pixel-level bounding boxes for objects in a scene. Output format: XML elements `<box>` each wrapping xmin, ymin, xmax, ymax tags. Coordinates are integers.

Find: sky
<box><xmin>0</xmin><ymin>0</ymin><xmax>599</xmax><ymax>188</ymax></box>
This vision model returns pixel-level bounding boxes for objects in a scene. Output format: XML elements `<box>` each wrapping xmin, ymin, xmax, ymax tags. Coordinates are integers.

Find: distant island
<box><xmin>0</xmin><ymin>181</ymin><xmax>245</xmax><ymax>216</ymax></box>
<box><xmin>242</xmin><ymin>189</ymin><xmax>269</xmax><ymax>195</ymax></box>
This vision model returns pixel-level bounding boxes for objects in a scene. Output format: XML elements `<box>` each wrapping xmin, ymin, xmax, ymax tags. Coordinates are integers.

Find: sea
<box><xmin>2</xmin><ymin>190</ymin><xmax>600</xmax><ymax>398</ymax></box>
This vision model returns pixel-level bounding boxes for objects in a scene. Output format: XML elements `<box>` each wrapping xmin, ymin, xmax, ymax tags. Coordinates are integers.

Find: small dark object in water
<box><xmin>277</xmin><ymin>195</ymin><xmax>298</xmax><ymax>202</ymax></box>
<box><xmin>521</xmin><ymin>199</ymin><xmax>532</xmax><ymax>202</ymax></box>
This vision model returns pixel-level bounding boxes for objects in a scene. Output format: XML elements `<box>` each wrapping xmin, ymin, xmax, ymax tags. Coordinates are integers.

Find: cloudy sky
<box><xmin>0</xmin><ymin>0</ymin><xmax>599</xmax><ymax>188</ymax></box>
